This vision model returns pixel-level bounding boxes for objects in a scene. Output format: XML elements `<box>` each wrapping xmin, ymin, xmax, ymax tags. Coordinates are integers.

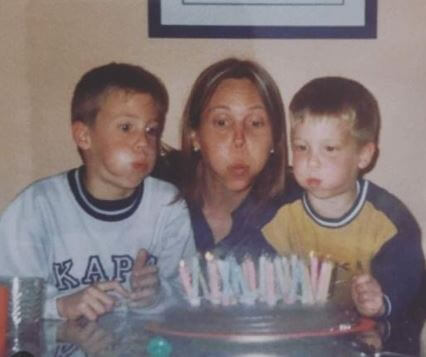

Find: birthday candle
<box><xmin>242</xmin><ymin>256</ymin><xmax>257</xmax><ymax>293</ymax></box>
<box><xmin>233</xmin><ymin>257</ymin><xmax>254</xmax><ymax>305</ymax></box>
<box><xmin>323</xmin><ymin>260</ymin><xmax>334</xmax><ymax>302</ymax></box>
<box><xmin>198</xmin><ymin>267</ymin><xmax>210</xmax><ymax>298</ymax></box>
<box><xmin>179</xmin><ymin>259</ymin><xmax>192</xmax><ymax>298</ymax></box>
<box><xmin>205</xmin><ymin>252</ymin><xmax>221</xmax><ymax>305</ymax></box>
<box><xmin>265</xmin><ymin>258</ymin><xmax>277</xmax><ymax>306</ymax></box>
<box><xmin>191</xmin><ymin>255</ymin><xmax>200</xmax><ymax>299</ymax></box>
<box><xmin>316</xmin><ymin>259</ymin><xmax>334</xmax><ymax>304</ymax></box>
<box><xmin>281</xmin><ymin>256</ymin><xmax>292</xmax><ymax>304</ymax></box>
<box><xmin>273</xmin><ymin>256</ymin><xmax>286</xmax><ymax>302</ymax></box>
<box><xmin>217</xmin><ymin>258</ymin><xmax>232</xmax><ymax>306</ymax></box>
<box><xmin>301</xmin><ymin>260</ymin><xmax>315</xmax><ymax>305</ymax></box>
<box><xmin>289</xmin><ymin>254</ymin><xmax>299</xmax><ymax>303</ymax></box>
<box><xmin>309</xmin><ymin>251</ymin><xmax>319</xmax><ymax>300</ymax></box>
<box><xmin>258</xmin><ymin>254</ymin><xmax>267</xmax><ymax>302</ymax></box>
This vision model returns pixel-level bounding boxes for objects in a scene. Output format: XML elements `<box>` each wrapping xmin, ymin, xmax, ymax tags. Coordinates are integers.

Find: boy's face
<box><xmin>291</xmin><ymin>115</ymin><xmax>374</xmax><ymax>200</ymax></box>
<box><xmin>72</xmin><ymin>90</ymin><xmax>161</xmax><ymax>199</ymax></box>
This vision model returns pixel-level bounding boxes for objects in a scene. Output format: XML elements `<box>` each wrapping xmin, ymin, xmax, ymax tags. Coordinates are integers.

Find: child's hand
<box><xmin>129</xmin><ymin>249</ymin><xmax>160</xmax><ymax>307</ymax></box>
<box><xmin>57</xmin><ymin>280</ymin><xmax>129</xmax><ymax>321</ymax></box>
<box><xmin>351</xmin><ymin>274</ymin><xmax>385</xmax><ymax>317</ymax></box>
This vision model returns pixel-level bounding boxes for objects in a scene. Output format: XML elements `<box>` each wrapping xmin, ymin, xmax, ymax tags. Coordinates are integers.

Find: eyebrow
<box><xmin>205</xmin><ymin>104</ymin><xmax>266</xmax><ymax>113</ymax></box>
<box><xmin>114</xmin><ymin>112</ymin><xmax>159</xmax><ymax>121</ymax></box>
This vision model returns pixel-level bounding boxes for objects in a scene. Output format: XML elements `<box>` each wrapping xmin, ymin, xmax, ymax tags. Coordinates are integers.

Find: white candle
<box><xmin>217</xmin><ymin>258</ymin><xmax>232</xmax><ymax>306</ymax></box>
<box><xmin>316</xmin><ymin>259</ymin><xmax>334</xmax><ymax>304</ymax></box>
<box><xmin>289</xmin><ymin>254</ymin><xmax>299</xmax><ymax>303</ymax></box>
<box><xmin>191</xmin><ymin>255</ymin><xmax>200</xmax><ymax>299</ymax></box>
<box><xmin>265</xmin><ymin>258</ymin><xmax>277</xmax><ymax>306</ymax></box>
<box><xmin>273</xmin><ymin>256</ymin><xmax>286</xmax><ymax>301</ymax></box>
<box><xmin>232</xmin><ymin>257</ymin><xmax>254</xmax><ymax>305</ymax></box>
<box><xmin>179</xmin><ymin>259</ymin><xmax>192</xmax><ymax>298</ymax></box>
<box><xmin>258</xmin><ymin>254</ymin><xmax>267</xmax><ymax>302</ymax></box>
<box><xmin>301</xmin><ymin>260</ymin><xmax>314</xmax><ymax>305</ymax></box>
<box><xmin>281</xmin><ymin>256</ymin><xmax>291</xmax><ymax>304</ymax></box>
<box><xmin>205</xmin><ymin>252</ymin><xmax>221</xmax><ymax>305</ymax></box>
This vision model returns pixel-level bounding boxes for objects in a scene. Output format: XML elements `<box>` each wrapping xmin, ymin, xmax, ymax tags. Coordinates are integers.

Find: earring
<box><xmin>193</xmin><ymin>145</ymin><xmax>200</xmax><ymax>152</ymax></box>
<box><xmin>270</xmin><ymin>148</ymin><xmax>274</xmax><ymax>154</ymax></box>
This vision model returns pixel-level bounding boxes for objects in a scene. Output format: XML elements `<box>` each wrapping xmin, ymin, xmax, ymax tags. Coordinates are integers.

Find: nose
<box><xmin>233</xmin><ymin>123</ymin><xmax>246</xmax><ymax>148</ymax></box>
<box><xmin>307</xmin><ymin>149</ymin><xmax>320</xmax><ymax>168</ymax></box>
<box><xmin>134</xmin><ymin>130</ymin><xmax>149</xmax><ymax>151</ymax></box>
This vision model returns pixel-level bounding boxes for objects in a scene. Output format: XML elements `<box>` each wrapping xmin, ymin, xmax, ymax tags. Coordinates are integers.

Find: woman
<box><xmin>179</xmin><ymin>57</ymin><xmax>295</xmax><ymax>259</ymax></box>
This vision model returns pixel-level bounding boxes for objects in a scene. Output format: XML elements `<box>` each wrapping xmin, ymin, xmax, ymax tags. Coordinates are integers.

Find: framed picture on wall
<box><xmin>148</xmin><ymin>0</ymin><xmax>377</xmax><ymax>39</ymax></box>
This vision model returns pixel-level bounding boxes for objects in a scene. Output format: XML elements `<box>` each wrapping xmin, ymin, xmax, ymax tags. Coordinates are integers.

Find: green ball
<box><xmin>146</xmin><ymin>336</ymin><xmax>172</xmax><ymax>357</ymax></box>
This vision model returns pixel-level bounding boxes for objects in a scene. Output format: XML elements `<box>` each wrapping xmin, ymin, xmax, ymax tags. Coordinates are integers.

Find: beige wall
<box><xmin>1</xmin><ymin>1</ymin><xmax>425</xmax><ymax>249</ymax></box>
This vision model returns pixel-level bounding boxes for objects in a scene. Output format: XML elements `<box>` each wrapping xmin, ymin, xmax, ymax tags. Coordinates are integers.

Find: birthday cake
<box><xmin>146</xmin><ymin>253</ymin><xmax>371</xmax><ymax>343</ymax></box>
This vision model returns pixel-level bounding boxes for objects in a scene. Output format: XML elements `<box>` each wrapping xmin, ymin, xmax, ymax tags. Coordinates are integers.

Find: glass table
<box><xmin>7</xmin><ymin>303</ymin><xmax>426</xmax><ymax>357</ymax></box>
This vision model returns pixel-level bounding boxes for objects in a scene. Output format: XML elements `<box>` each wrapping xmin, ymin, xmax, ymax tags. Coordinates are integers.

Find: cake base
<box><xmin>145</xmin><ymin>304</ymin><xmax>375</xmax><ymax>343</ymax></box>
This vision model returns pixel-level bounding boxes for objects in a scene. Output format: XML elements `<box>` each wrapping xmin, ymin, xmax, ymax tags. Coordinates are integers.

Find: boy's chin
<box><xmin>304</xmin><ymin>188</ymin><xmax>332</xmax><ymax>200</ymax></box>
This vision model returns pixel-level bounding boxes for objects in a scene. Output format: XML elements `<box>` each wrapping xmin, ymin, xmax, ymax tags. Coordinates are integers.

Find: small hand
<box><xmin>129</xmin><ymin>249</ymin><xmax>160</xmax><ymax>307</ymax></box>
<box><xmin>57</xmin><ymin>280</ymin><xmax>129</xmax><ymax>321</ymax></box>
<box><xmin>351</xmin><ymin>274</ymin><xmax>385</xmax><ymax>317</ymax></box>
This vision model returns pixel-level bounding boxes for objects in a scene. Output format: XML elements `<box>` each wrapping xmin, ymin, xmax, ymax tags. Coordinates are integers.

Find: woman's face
<box><xmin>192</xmin><ymin>78</ymin><xmax>273</xmax><ymax>195</ymax></box>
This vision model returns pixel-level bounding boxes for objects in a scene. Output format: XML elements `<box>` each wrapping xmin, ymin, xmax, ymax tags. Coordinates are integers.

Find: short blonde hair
<box><xmin>289</xmin><ymin>76</ymin><xmax>380</xmax><ymax>145</ymax></box>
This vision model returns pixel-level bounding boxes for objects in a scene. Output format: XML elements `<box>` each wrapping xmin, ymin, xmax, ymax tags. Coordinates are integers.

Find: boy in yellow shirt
<box><xmin>262</xmin><ymin>77</ymin><xmax>423</xmax><ymax>318</ymax></box>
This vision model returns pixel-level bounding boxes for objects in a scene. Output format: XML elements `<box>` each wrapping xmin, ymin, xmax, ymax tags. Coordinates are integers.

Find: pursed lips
<box><xmin>306</xmin><ymin>177</ymin><xmax>321</xmax><ymax>187</ymax></box>
<box><xmin>228</xmin><ymin>163</ymin><xmax>249</xmax><ymax>176</ymax></box>
<box><xmin>132</xmin><ymin>161</ymin><xmax>148</xmax><ymax>171</ymax></box>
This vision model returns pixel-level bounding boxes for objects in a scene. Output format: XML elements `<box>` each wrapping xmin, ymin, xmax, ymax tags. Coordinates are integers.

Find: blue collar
<box><xmin>67</xmin><ymin>166</ymin><xmax>143</xmax><ymax>221</ymax></box>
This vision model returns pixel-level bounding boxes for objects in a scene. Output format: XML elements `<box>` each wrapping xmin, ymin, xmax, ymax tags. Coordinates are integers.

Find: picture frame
<box><xmin>148</xmin><ymin>0</ymin><xmax>377</xmax><ymax>39</ymax></box>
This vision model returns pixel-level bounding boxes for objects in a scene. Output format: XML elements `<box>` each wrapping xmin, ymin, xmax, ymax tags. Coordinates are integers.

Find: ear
<box><xmin>71</xmin><ymin>121</ymin><xmax>91</xmax><ymax>151</ymax></box>
<box><xmin>358</xmin><ymin>142</ymin><xmax>376</xmax><ymax>170</ymax></box>
<box><xmin>190</xmin><ymin>130</ymin><xmax>200</xmax><ymax>151</ymax></box>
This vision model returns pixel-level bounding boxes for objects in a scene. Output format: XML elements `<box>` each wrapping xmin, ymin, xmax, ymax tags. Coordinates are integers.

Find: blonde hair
<box><xmin>289</xmin><ymin>76</ymin><xmax>380</xmax><ymax>145</ymax></box>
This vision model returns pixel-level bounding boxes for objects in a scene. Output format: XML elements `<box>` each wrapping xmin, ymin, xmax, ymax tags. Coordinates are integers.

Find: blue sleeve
<box><xmin>371</xmin><ymin>224</ymin><xmax>424</xmax><ymax>318</ymax></box>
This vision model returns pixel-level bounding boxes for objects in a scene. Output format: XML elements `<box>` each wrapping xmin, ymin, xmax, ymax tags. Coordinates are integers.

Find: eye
<box><xmin>249</xmin><ymin>117</ymin><xmax>266</xmax><ymax>128</ymax></box>
<box><xmin>119</xmin><ymin>123</ymin><xmax>132</xmax><ymax>132</ymax></box>
<box><xmin>292</xmin><ymin>143</ymin><xmax>307</xmax><ymax>152</ymax></box>
<box><xmin>145</xmin><ymin>122</ymin><xmax>161</xmax><ymax>138</ymax></box>
<box><xmin>325</xmin><ymin>145</ymin><xmax>338</xmax><ymax>152</ymax></box>
<box><xmin>212</xmin><ymin>116</ymin><xmax>230</xmax><ymax>128</ymax></box>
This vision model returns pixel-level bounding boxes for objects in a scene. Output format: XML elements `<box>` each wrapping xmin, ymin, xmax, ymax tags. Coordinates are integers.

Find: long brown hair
<box><xmin>180</xmin><ymin>57</ymin><xmax>287</xmax><ymax>206</ymax></box>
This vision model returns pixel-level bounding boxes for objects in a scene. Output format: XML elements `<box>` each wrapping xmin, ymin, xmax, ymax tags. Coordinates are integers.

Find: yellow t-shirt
<box><xmin>262</xmin><ymin>180</ymin><xmax>397</xmax><ymax>306</ymax></box>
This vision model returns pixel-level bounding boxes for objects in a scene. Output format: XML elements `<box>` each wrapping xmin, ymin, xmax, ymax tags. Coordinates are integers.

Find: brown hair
<box><xmin>71</xmin><ymin>62</ymin><xmax>169</xmax><ymax>128</ymax></box>
<box><xmin>180</xmin><ymin>57</ymin><xmax>287</xmax><ymax>205</ymax></box>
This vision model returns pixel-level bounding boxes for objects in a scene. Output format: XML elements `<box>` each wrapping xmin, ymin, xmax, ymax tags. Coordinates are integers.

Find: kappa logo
<box><xmin>53</xmin><ymin>255</ymin><xmax>133</xmax><ymax>291</ymax></box>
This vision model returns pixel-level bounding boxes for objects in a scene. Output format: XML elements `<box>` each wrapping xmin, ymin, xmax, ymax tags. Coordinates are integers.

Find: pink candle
<box><xmin>242</xmin><ymin>256</ymin><xmax>257</xmax><ymax>292</ymax></box>
<box><xmin>258</xmin><ymin>254</ymin><xmax>266</xmax><ymax>302</ymax></box>
<box><xmin>206</xmin><ymin>252</ymin><xmax>221</xmax><ymax>305</ymax></box>
<box><xmin>179</xmin><ymin>259</ymin><xmax>192</xmax><ymax>298</ymax></box>
<box><xmin>309</xmin><ymin>251</ymin><xmax>319</xmax><ymax>300</ymax></box>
